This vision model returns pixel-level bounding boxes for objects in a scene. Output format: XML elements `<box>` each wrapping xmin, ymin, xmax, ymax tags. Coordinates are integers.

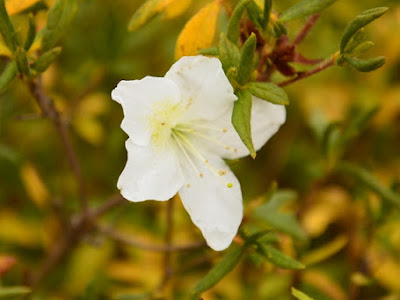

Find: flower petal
<box><xmin>178</xmin><ymin>152</ymin><xmax>243</xmax><ymax>251</ymax></box>
<box><xmin>111</xmin><ymin>77</ymin><xmax>181</xmax><ymax>146</ymax></box>
<box><xmin>165</xmin><ymin>55</ymin><xmax>237</xmax><ymax>121</ymax></box>
<box><xmin>192</xmin><ymin>96</ymin><xmax>286</xmax><ymax>160</ymax></box>
<box><xmin>117</xmin><ymin>139</ymin><xmax>184</xmax><ymax>202</ymax></box>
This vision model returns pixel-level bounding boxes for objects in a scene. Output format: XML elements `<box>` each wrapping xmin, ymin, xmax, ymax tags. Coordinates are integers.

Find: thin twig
<box><xmin>97</xmin><ymin>223</ymin><xmax>206</xmax><ymax>252</ymax></box>
<box><xmin>293</xmin><ymin>14</ymin><xmax>320</xmax><ymax>46</ymax></box>
<box><xmin>90</xmin><ymin>194</ymin><xmax>125</xmax><ymax>219</ymax></box>
<box><xmin>278</xmin><ymin>57</ymin><xmax>334</xmax><ymax>87</ymax></box>
<box><xmin>27</xmin><ymin>77</ymin><xmax>87</xmax><ymax>213</ymax></box>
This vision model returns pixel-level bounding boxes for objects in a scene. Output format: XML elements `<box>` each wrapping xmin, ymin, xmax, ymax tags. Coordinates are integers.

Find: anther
<box><xmin>204</xmin><ymin>160</ymin><xmax>208</xmax><ymax>163</ymax></box>
<box><xmin>227</xmin><ymin>183</ymin><xmax>233</xmax><ymax>188</ymax></box>
<box><xmin>222</xmin><ymin>128</ymin><xmax>227</xmax><ymax>133</ymax></box>
<box><xmin>234</xmin><ymin>148</ymin><xmax>238</xmax><ymax>153</ymax></box>
<box><xmin>186</xmin><ymin>184</ymin><xmax>190</xmax><ymax>188</ymax></box>
<box><xmin>218</xmin><ymin>170</ymin><xmax>227</xmax><ymax>176</ymax></box>
<box><xmin>161</xmin><ymin>122</ymin><xmax>166</xmax><ymax>125</ymax></box>
<box><xmin>199</xmin><ymin>173</ymin><xmax>204</xmax><ymax>178</ymax></box>
<box><xmin>225</xmin><ymin>146</ymin><xmax>231</xmax><ymax>150</ymax></box>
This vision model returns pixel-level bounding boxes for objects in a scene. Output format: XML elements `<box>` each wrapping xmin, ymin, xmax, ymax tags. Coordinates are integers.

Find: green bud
<box><xmin>31</xmin><ymin>47</ymin><xmax>62</xmax><ymax>73</ymax></box>
<box><xmin>237</xmin><ymin>33</ymin><xmax>257</xmax><ymax>85</ymax></box>
<box><xmin>197</xmin><ymin>46</ymin><xmax>219</xmax><ymax>56</ymax></box>
<box><xmin>279</xmin><ymin>0</ymin><xmax>336</xmax><ymax>23</ymax></box>
<box><xmin>227</xmin><ymin>0</ymin><xmax>251</xmax><ymax>42</ymax></box>
<box><xmin>263</xmin><ymin>0</ymin><xmax>272</xmax><ymax>28</ymax></box>
<box><xmin>15</xmin><ymin>47</ymin><xmax>31</xmax><ymax>76</ymax></box>
<box><xmin>219</xmin><ymin>33</ymin><xmax>241</xmax><ymax>72</ymax></box>
<box><xmin>24</xmin><ymin>14</ymin><xmax>36</xmax><ymax>51</ymax></box>
<box><xmin>340</xmin><ymin>7</ymin><xmax>388</xmax><ymax>53</ymax></box>
<box><xmin>246</xmin><ymin>1</ymin><xmax>263</xmax><ymax>30</ymax></box>
<box><xmin>343</xmin><ymin>28</ymin><xmax>366</xmax><ymax>53</ymax></box>
<box><xmin>272</xmin><ymin>20</ymin><xmax>287</xmax><ymax>38</ymax></box>
<box><xmin>351</xmin><ymin>41</ymin><xmax>374</xmax><ymax>55</ymax></box>
<box><xmin>344</xmin><ymin>56</ymin><xmax>386</xmax><ymax>72</ymax></box>
<box><xmin>0</xmin><ymin>0</ymin><xmax>20</xmax><ymax>52</ymax></box>
<box><xmin>0</xmin><ymin>61</ymin><xmax>18</xmax><ymax>92</ymax></box>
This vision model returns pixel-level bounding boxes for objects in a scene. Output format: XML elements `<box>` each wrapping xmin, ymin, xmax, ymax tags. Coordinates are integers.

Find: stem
<box><xmin>27</xmin><ymin>77</ymin><xmax>87</xmax><ymax>214</ymax></box>
<box><xmin>278</xmin><ymin>57</ymin><xmax>334</xmax><ymax>87</ymax></box>
<box><xmin>293</xmin><ymin>14</ymin><xmax>320</xmax><ymax>46</ymax></box>
<box><xmin>161</xmin><ymin>197</ymin><xmax>175</xmax><ymax>289</ymax></box>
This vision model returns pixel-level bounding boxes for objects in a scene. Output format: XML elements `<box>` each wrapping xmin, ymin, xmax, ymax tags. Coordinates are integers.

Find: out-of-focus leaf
<box><xmin>343</xmin><ymin>28</ymin><xmax>367</xmax><ymax>54</ymax></box>
<box><xmin>190</xmin><ymin>245</ymin><xmax>243</xmax><ymax>299</ymax></box>
<box><xmin>279</xmin><ymin>0</ymin><xmax>336</xmax><ymax>23</ymax></box>
<box><xmin>258</xmin><ymin>244</ymin><xmax>305</xmax><ymax>269</ymax></box>
<box><xmin>31</xmin><ymin>46</ymin><xmax>61</xmax><ymax>73</ymax></box>
<box><xmin>237</xmin><ymin>33</ymin><xmax>256</xmax><ymax>85</ymax></box>
<box><xmin>340</xmin><ymin>7</ymin><xmax>388</xmax><ymax>53</ymax></box>
<box><xmin>246</xmin><ymin>1</ymin><xmax>263</xmax><ymax>29</ymax></box>
<box><xmin>302</xmin><ymin>270</ymin><xmax>348</xmax><ymax>300</ymax></box>
<box><xmin>115</xmin><ymin>293</ymin><xmax>152</xmax><ymax>300</ymax></box>
<box><xmin>350</xmin><ymin>41</ymin><xmax>374</xmax><ymax>55</ymax></box>
<box><xmin>292</xmin><ymin>287</ymin><xmax>314</xmax><ymax>300</ymax></box>
<box><xmin>301</xmin><ymin>235</ymin><xmax>348</xmax><ymax>265</ymax></box>
<box><xmin>232</xmin><ymin>89</ymin><xmax>256</xmax><ymax>158</ymax></box>
<box><xmin>0</xmin><ymin>61</ymin><xmax>17</xmax><ymax>93</ymax></box>
<box><xmin>127</xmin><ymin>0</ymin><xmax>164</xmax><ymax>31</ymax></box>
<box><xmin>197</xmin><ymin>46</ymin><xmax>219</xmax><ymax>56</ymax></box>
<box><xmin>5</xmin><ymin>0</ymin><xmax>40</xmax><ymax>15</ymax></box>
<box><xmin>227</xmin><ymin>0</ymin><xmax>251</xmax><ymax>42</ymax></box>
<box><xmin>247</xmin><ymin>81</ymin><xmax>289</xmax><ymax>105</ymax></box>
<box><xmin>256</xmin><ymin>190</ymin><xmax>307</xmax><ymax>241</ymax></box>
<box><xmin>20</xmin><ymin>162</ymin><xmax>50</xmax><ymax>208</ymax></box>
<box><xmin>272</xmin><ymin>20</ymin><xmax>287</xmax><ymax>38</ymax></box>
<box><xmin>41</xmin><ymin>0</ymin><xmax>78</xmax><ymax>52</ymax></box>
<box><xmin>218</xmin><ymin>33</ymin><xmax>240</xmax><ymax>72</ymax></box>
<box><xmin>0</xmin><ymin>0</ymin><xmax>20</xmax><ymax>52</ymax></box>
<box><xmin>336</xmin><ymin>162</ymin><xmax>400</xmax><ymax>208</ymax></box>
<box><xmin>163</xmin><ymin>0</ymin><xmax>191</xmax><ymax>19</ymax></box>
<box><xmin>24</xmin><ymin>13</ymin><xmax>36</xmax><ymax>50</ymax></box>
<box><xmin>175</xmin><ymin>0</ymin><xmax>221</xmax><ymax>59</ymax></box>
<box><xmin>0</xmin><ymin>256</ymin><xmax>16</xmax><ymax>277</ymax></box>
<box><xmin>15</xmin><ymin>46</ymin><xmax>31</xmax><ymax>76</ymax></box>
<box><xmin>344</xmin><ymin>56</ymin><xmax>386</xmax><ymax>72</ymax></box>
<box><xmin>0</xmin><ymin>286</ymin><xmax>30</xmax><ymax>299</ymax></box>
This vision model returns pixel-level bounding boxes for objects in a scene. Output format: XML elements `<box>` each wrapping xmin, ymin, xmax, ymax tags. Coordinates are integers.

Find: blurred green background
<box><xmin>1</xmin><ymin>0</ymin><xmax>400</xmax><ymax>299</ymax></box>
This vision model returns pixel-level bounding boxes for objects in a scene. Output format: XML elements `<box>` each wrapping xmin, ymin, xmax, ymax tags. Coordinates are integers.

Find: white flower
<box><xmin>111</xmin><ymin>55</ymin><xmax>286</xmax><ymax>251</ymax></box>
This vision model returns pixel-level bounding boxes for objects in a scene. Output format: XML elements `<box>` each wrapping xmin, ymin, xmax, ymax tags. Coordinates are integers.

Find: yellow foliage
<box><xmin>302</xmin><ymin>270</ymin><xmax>348</xmax><ymax>300</ymax></box>
<box><xmin>0</xmin><ymin>40</ymin><xmax>12</xmax><ymax>57</ymax></box>
<box><xmin>5</xmin><ymin>0</ymin><xmax>40</xmax><ymax>15</ymax></box>
<box><xmin>20</xmin><ymin>162</ymin><xmax>50</xmax><ymax>208</ymax></box>
<box><xmin>368</xmin><ymin>247</ymin><xmax>400</xmax><ymax>291</ymax></box>
<box><xmin>175</xmin><ymin>0</ymin><xmax>221</xmax><ymax>59</ymax></box>
<box><xmin>302</xmin><ymin>235</ymin><xmax>348</xmax><ymax>266</ymax></box>
<box><xmin>163</xmin><ymin>0</ymin><xmax>192</xmax><ymax>19</ymax></box>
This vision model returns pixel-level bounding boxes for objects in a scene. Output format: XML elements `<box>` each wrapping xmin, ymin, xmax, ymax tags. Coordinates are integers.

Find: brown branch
<box><xmin>293</xmin><ymin>14</ymin><xmax>321</xmax><ymax>46</ymax></box>
<box><xmin>90</xmin><ymin>194</ymin><xmax>125</xmax><ymax>219</ymax></box>
<box><xmin>278</xmin><ymin>57</ymin><xmax>334</xmax><ymax>87</ymax></box>
<box><xmin>27</xmin><ymin>77</ymin><xmax>87</xmax><ymax>213</ymax></box>
<box><xmin>97</xmin><ymin>224</ymin><xmax>206</xmax><ymax>253</ymax></box>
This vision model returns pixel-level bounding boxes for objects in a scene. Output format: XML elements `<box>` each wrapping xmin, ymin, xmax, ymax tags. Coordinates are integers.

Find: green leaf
<box><xmin>255</xmin><ymin>190</ymin><xmax>307</xmax><ymax>241</ymax></box>
<box><xmin>292</xmin><ymin>287</ymin><xmax>314</xmax><ymax>300</ymax></box>
<box><xmin>237</xmin><ymin>33</ymin><xmax>256</xmax><ymax>85</ymax></box>
<box><xmin>0</xmin><ymin>61</ymin><xmax>18</xmax><ymax>93</ymax></box>
<box><xmin>127</xmin><ymin>0</ymin><xmax>163</xmax><ymax>32</ymax></box>
<box><xmin>227</xmin><ymin>0</ymin><xmax>251</xmax><ymax>42</ymax></box>
<box><xmin>219</xmin><ymin>33</ymin><xmax>241</xmax><ymax>73</ymax></box>
<box><xmin>197</xmin><ymin>46</ymin><xmax>219</xmax><ymax>56</ymax></box>
<box><xmin>191</xmin><ymin>245</ymin><xmax>243</xmax><ymax>299</ymax></box>
<box><xmin>336</xmin><ymin>162</ymin><xmax>400</xmax><ymax>208</ymax></box>
<box><xmin>344</xmin><ymin>56</ymin><xmax>386</xmax><ymax>72</ymax></box>
<box><xmin>0</xmin><ymin>286</ymin><xmax>31</xmax><ymax>299</ymax></box>
<box><xmin>279</xmin><ymin>0</ymin><xmax>336</xmax><ymax>23</ymax></box>
<box><xmin>24</xmin><ymin>13</ymin><xmax>36</xmax><ymax>50</ymax></box>
<box><xmin>246</xmin><ymin>1</ymin><xmax>263</xmax><ymax>29</ymax></box>
<box><xmin>340</xmin><ymin>7</ymin><xmax>388</xmax><ymax>53</ymax></box>
<box><xmin>41</xmin><ymin>0</ymin><xmax>78</xmax><ymax>52</ymax></box>
<box><xmin>0</xmin><ymin>0</ymin><xmax>20</xmax><ymax>52</ymax></box>
<box><xmin>263</xmin><ymin>0</ymin><xmax>272</xmax><ymax>28</ymax></box>
<box><xmin>272</xmin><ymin>20</ymin><xmax>287</xmax><ymax>38</ymax></box>
<box><xmin>350</xmin><ymin>41</ymin><xmax>374</xmax><ymax>55</ymax></box>
<box><xmin>15</xmin><ymin>46</ymin><xmax>31</xmax><ymax>76</ymax></box>
<box><xmin>232</xmin><ymin>89</ymin><xmax>256</xmax><ymax>158</ymax></box>
<box><xmin>343</xmin><ymin>28</ymin><xmax>366</xmax><ymax>53</ymax></box>
<box><xmin>31</xmin><ymin>47</ymin><xmax>62</xmax><ymax>72</ymax></box>
<box><xmin>247</xmin><ymin>82</ymin><xmax>289</xmax><ymax>105</ymax></box>
<box><xmin>258</xmin><ymin>244</ymin><xmax>305</xmax><ymax>269</ymax></box>
<box><xmin>115</xmin><ymin>292</ymin><xmax>152</xmax><ymax>300</ymax></box>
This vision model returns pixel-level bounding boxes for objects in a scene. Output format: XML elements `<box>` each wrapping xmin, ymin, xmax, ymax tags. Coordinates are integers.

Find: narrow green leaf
<box><xmin>343</xmin><ymin>28</ymin><xmax>366</xmax><ymax>53</ymax></box>
<box><xmin>344</xmin><ymin>56</ymin><xmax>386</xmax><ymax>72</ymax></box>
<box><xmin>279</xmin><ymin>0</ymin><xmax>336</xmax><ymax>23</ymax></box>
<box><xmin>350</xmin><ymin>41</ymin><xmax>374</xmax><ymax>55</ymax></box>
<box><xmin>197</xmin><ymin>46</ymin><xmax>219</xmax><ymax>56</ymax></box>
<box><xmin>340</xmin><ymin>7</ymin><xmax>388</xmax><ymax>53</ymax></box>
<box><xmin>258</xmin><ymin>244</ymin><xmax>305</xmax><ymax>269</ymax></box>
<box><xmin>15</xmin><ymin>46</ymin><xmax>31</xmax><ymax>76</ymax></box>
<box><xmin>336</xmin><ymin>162</ymin><xmax>400</xmax><ymax>208</ymax></box>
<box><xmin>128</xmin><ymin>0</ymin><xmax>163</xmax><ymax>32</ymax></box>
<box><xmin>232</xmin><ymin>89</ymin><xmax>256</xmax><ymax>158</ymax></box>
<box><xmin>41</xmin><ymin>0</ymin><xmax>78</xmax><ymax>52</ymax></box>
<box><xmin>0</xmin><ymin>286</ymin><xmax>31</xmax><ymax>299</ymax></box>
<box><xmin>237</xmin><ymin>33</ymin><xmax>256</xmax><ymax>85</ymax></box>
<box><xmin>191</xmin><ymin>245</ymin><xmax>243</xmax><ymax>299</ymax></box>
<box><xmin>263</xmin><ymin>0</ymin><xmax>272</xmax><ymax>28</ymax></box>
<box><xmin>219</xmin><ymin>33</ymin><xmax>241</xmax><ymax>72</ymax></box>
<box><xmin>24</xmin><ymin>13</ymin><xmax>36</xmax><ymax>50</ymax></box>
<box><xmin>246</xmin><ymin>1</ymin><xmax>263</xmax><ymax>29</ymax></box>
<box><xmin>0</xmin><ymin>61</ymin><xmax>18</xmax><ymax>92</ymax></box>
<box><xmin>31</xmin><ymin>47</ymin><xmax>62</xmax><ymax>72</ymax></box>
<box><xmin>227</xmin><ymin>0</ymin><xmax>251</xmax><ymax>42</ymax></box>
<box><xmin>272</xmin><ymin>20</ymin><xmax>287</xmax><ymax>38</ymax></box>
<box><xmin>247</xmin><ymin>82</ymin><xmax>289</xmax><ymax>105</ymax></box>
<box><xmin>0</xmin><ymin>0</ymin><xmax>20</xmax><ymax>52</ymax></box>
<box><xmin>115</xmin><ymin>292</ymin><xmax>152</xmax><ymax>300</ymax></box>
<box><xmin>292</xmin><ymin>287</ymin><xmax>314</xmax><ymax>300</ymax></box>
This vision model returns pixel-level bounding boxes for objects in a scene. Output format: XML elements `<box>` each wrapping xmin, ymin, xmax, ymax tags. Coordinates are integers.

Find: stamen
<box><xmin>171</xmin><ymin>132</ymin><xmax>201</xmax><ymax>176</ymax></box>
<box><xmin>186</xmin><ymin>184</ymin><xmax>190</xmax><ymax>188</ymax></box>
<box><xmin>199</xmin><ymin>173</ymin><xmax>203</xmax><ymax>178</ymax></box>
<box><xmin>227</xmin><ymin>183</ymin><xmax>233</xmax><ymax>188</ymax></box>
<box><xmin>223</xmin><ymin>128</ymin><xmax>228</xmax><ymax>133</ymax></box>
<box><xmin>181</xmin><ymin>129</ymin><xmax>233</xmax><ymax>152</ymax></box>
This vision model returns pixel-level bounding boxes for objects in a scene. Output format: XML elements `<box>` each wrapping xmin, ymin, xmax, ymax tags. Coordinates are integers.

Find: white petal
<box><xmin>165</xmin><ymin>56</ymin><xmax>237</xmax><ymax>121</ymax></box>
<box><xmin>192</xmin><ymin>96</ymin><xmax>286</xmax><ymax>160</ymax></box>
<box><xmin>117</xmin><ymin>139</ymin><xmax>184</xmax><ymax>202</ymax></box>
<box><xmin>111</xmin><ymin>77</ymin><xmax>181</xmax><ymax>146</ymax></box>
<box><xmin>178</xmin><ymin>152</ymin><xmax>243</xmax><ymax>251</ymax></box>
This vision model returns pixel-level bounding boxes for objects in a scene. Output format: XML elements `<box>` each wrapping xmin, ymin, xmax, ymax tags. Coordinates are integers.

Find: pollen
<box><xmin>218</xmin><ymin>170</ymin><xmax>227</xmax><ymax>176</ymax></box>
<box><xmin>227</xmin><ymin>183</ymin><xmax>233</xmax><ymax>188</ymax></box>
